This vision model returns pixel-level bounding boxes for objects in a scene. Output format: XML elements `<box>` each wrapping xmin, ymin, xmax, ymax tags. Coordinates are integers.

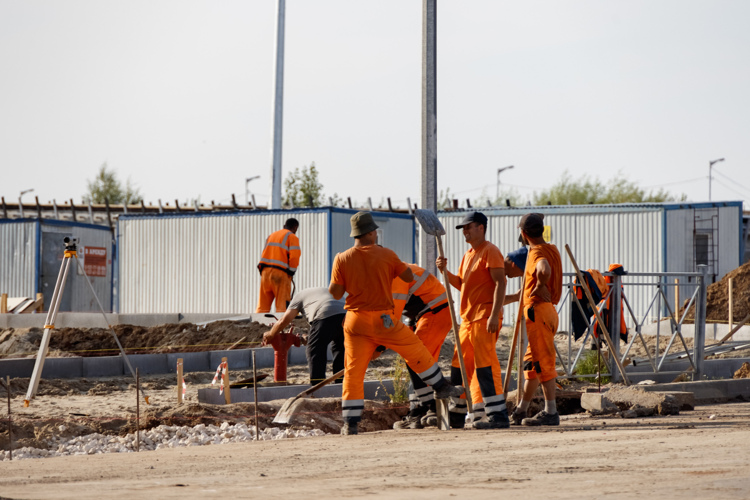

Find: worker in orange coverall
<box><xmin>256</xmin><ymin>218</ymin><xmax>300</xmax><ymax>313</ymax></box>
<box><xmin>329</xmin><ymin>211</ymin><xmax>464</xmax><ymax>435</ymax></box>
<box><xmin>391</xmin><ymin>263</ymin><xmax>451</xmax><ymax>429</ymax></box>
<box><xmin>509</xmin><ymin>212</ymin><xmax>564</xmax><ymax>426</ymax></box>
<box><xmin>436</xmin><ymin>211</ymin><xmax>510</xmax><ymax>430</ymax></box>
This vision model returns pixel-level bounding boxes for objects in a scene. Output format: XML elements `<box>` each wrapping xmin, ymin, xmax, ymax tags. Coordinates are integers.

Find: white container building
<box><xmin>116</xmin><ymin>208</ymin><xmax>415</xmax><ymax>314</ymax></box>
<box><xmin>438</xmin><ymin>201</ymin><xmax>744</xmax><ymax>328</ymax></box>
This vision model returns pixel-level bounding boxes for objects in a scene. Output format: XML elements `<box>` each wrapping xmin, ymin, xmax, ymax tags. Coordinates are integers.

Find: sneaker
<box><xmin>522</xmin><ymin>410</ymin><xmax>560</xmax><ymax>426</ymax></box>
<box><xmin>510</xmin><ymin>409</ymin><xmax>525</xmax><ymax>426</ymax></box>
<box><xmin>420</xmin><ymin>409</ymin><xmax>438</xmax><ymax>427</ymax></box>
<box><xmin>449</xmin><ymin>412</ymin><xmax>466</xmax><ymax>429</ymax></box>
<box><xmin>341</xmin><ymin>422</ymin><xmax>359</xmax><ymax>435</ymax></box>
<box><xmin>393</xmin><ymin>412</ymin><xmax>425</xmax><ymax>430</ymax></box>
<box><xmin>471</xmin><ymin>412</ymin><xmax>510</xmax><ymax>430</ymax></box>
<box><xmin>434</xmin><ymin>383</ymin><xmax>465</xmax><ymax>400</ymax></box>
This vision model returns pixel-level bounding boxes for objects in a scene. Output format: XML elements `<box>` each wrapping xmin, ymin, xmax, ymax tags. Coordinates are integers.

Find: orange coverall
<box><xmin>522</xmin><ymin>243</ymin><xmax>563</xmax><ymax>382</ymax></box>
<box><xmin>256</xmin><ymin>228</ymin><xmax>301</xmax><ymax>313</ymax></box>
<box><xmin>331</xmin><ymin>246</ymin><xmax>445</xmax><ymax>423</ymax></box>
<box><xmin>451</xmin><ymin>241</ymin><xmax>507</xmax><ymax>420</ymax></box>
<box><xmin>392</xmin><ymin>264</ymin><xmax>451</xmax><ymax>405</ymax></box>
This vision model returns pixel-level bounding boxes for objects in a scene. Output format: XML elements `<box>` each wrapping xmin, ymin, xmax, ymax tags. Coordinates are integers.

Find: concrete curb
<box><xmin>197</xmin><ymin>379</ymin><xmax>396</xmax><ymax>404</ymax></box>
<box><xmin>0</xmin><ymin>345</ymin><xmax>307</xmax><ymax>380</ymax></box>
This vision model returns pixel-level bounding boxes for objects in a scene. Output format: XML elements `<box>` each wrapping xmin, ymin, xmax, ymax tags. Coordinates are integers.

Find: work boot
<box><xmin>449</xmin><ymin>412</ymin><xmax>467</xmax><ymax>429</ymax></box>
<box><xmin>421</xmin><ymin>409</ymin><xmax>438</xmax><ymax>427</ymax></box>
<box><xmin>433</xmin><ymin>380</ymin><xmax>465</xmax><ymax>400</ymax></box>
<box><xmin>522</xmin><ymin>410</ymin><xmax>560</xmax><ymax>426</ymax></box>
<box><xmin>393</xmin><ymin>406</ymin><xmax>427</xmax><ymax>430</ymax></box>
<box><xmin>340</xmin><ymin>422</ymin><xmax>359</xmax><ymax>435</ymax></box>
<box><xmin>510</xmin><ymin>409</ymin><xmax>526</xmax><ymax>426</ymax></box>
<box><xmin>471</xmin><ymin>411</ymin><xmax>510</xmax><ymax>430</ymax></box>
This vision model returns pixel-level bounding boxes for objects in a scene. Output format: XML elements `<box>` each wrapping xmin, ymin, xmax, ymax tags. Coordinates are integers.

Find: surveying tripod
<box><xmin>23</xmin><ymin>236</ymin><xmax>149</xmax><ymax>406</ymax></box>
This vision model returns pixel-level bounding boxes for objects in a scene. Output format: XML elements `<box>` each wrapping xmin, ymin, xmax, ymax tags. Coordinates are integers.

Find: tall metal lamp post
<box><xmin>18</xmin><ymin>188</ymin><xmax>34</xmax><ymax>218</ymax></box>
<box><xmin>246</xmin><ymin>176</ymin><xmax>260</xmax><ymax>205</ymax></box>
<box><xmin>496</xmin><ymin>165</ymin><xmax>514</xmax><ymax>202</ymax></box>
<box><xmin>708</xmin><ymin>158</ymin><xmax>724</xmax><ymax>201</ymax></box>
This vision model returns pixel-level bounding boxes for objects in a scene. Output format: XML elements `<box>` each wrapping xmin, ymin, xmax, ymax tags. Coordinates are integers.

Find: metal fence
<box><xmin>552</xmin><ymin>266</ymin><xmax>709</xmax><ymax>382</ymax></box>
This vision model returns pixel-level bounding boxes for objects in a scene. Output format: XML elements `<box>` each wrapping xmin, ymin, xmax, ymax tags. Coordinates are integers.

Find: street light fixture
<box><xmin>245</xmin><ymin>176</ymin><xmax>260</xmax><ymax>205</ymax></box>
<box><xmin>708</xmin><ymin>158</ymin><xmax>725</xmax><ymax>201</ymax></box>
<box><xmin>496</xmin><ymin>166</ymin><xmax>514</xmax><ymax>202</ymax></box>
<box><xmin>18</xmin><ymin>188</ymin><xmax>34</xmax><ymax>218</ymax></box>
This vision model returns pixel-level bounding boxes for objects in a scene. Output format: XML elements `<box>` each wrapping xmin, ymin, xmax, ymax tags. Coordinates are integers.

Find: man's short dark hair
<box><xmin>284</xmin><ymin>218</ymin><xmax>299</xmax><ymax>231</ymax></box>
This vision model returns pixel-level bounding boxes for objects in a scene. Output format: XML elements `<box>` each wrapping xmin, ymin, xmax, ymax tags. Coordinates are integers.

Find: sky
<box><xmin>2</xmin><ymin>0</ymin><xmax>749</xmax><ymax>211</ymax></box>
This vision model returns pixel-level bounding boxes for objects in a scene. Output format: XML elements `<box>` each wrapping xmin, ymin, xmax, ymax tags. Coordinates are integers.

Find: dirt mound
<box><xmin>682</xmin><ymin>261</ymin><xmax>750</xmax><ymax>322</ymax></box>
<box><xmin>0</xmin><ymin>318</ymin><xmax>310</xmax><ymax>359</ymax></box>
<box><xmin>734</xmin><ymin>362</ymin><xmax>750</xmax><ymax>379</ymax></box>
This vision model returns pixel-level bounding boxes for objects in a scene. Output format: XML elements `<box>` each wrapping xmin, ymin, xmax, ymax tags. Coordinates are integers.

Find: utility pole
<box><xmin>421</xmin><ymin>0</ymin><xmax>437</xmax><ymax>274</ymax></box>
<box><xmin>708</xmin><ymin>158</ymin><xmax>724</xmax><ymax>202</ymax></box>
<box><xmin>496</xmin><ymin>165</ymin><xmax>514</xmax><ymax>202</ymax></box>
<box><xmin>270</xmin><ymin>0</ymin><xmax>286</xmax><ymax>210</ymax></box>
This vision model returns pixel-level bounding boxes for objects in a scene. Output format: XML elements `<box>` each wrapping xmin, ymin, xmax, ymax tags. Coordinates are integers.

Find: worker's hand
<box><xmin>262</xmin><ymin>331</ymin><xmax>275</xmax><ymax>346</ymax></box>
<box><xmin>530</xmin><ymin>283</ymin><xmax>551</xmax><ymax>303</ymax></box>
<box><xmin>504</xmin><ymin>290</ymin><xmax>521</xmax><ymax>305</ymax></box>
<box><xmin>487</xmin><ymin>315</ymin><xmax>500</xmax><ymax>334</ymax></box>
<box><xmin>436</xmin><ymin>256</ymin><xmax>448</xmax><ymax>273</ymax></box>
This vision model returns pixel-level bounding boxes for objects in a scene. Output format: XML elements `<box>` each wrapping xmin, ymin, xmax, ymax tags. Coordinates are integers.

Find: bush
<box><xmin>575</xmin><ymin>350</ymin><xmax>611</xmax><ymax>384</ymax></box>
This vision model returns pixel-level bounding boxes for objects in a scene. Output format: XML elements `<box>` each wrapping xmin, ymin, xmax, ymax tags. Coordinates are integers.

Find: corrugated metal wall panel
<box><xmin>718</xmin><ymin>205</ymin><xmax>741</xmax><ymax>278</ymax></box>
<box><xmin>0</xmin><ymin>221</ymin><xmax>37</xmax><ymax>296</ymax></box>
<box><xmin>438</xmin><ymin>209</ymin><xmax>664</xmax><ymax>328</ymax></box>
<box><xmin>118</xmin><ymin>209</ymin><xmax>413</xmax><ymax>314</ymax></box>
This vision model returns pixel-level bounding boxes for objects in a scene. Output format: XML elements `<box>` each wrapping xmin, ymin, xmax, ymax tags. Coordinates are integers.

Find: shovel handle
<box><xmin>436</xmin><ymin>236</ymin><xmax>473</xmax><ymax>414</ymax></box>
<box><xmin>298</xmin><ymin>369</ymin><xmax>345</xmax><ymax>397</ymax></box>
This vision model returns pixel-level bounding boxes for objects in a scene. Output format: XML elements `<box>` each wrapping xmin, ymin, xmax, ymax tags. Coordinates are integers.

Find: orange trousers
<box><xmin>343</xmin><ymin>310</ymin><xmax>441</xmax><ymax>403</ymax></box>
<box><xmin>415</xmin><ymin>308</ymin><xmax>452</xmax><ymax>362</ymax></box>
<box><xmin>451</xmin><ymin>317</ymin><xmax>504</xmax><ymax>407</ymax></box>
<box><xmin>523</xmin><ymin>302</ymin><xmax>559</xmax><ymax>382</ymax></box>
<box><xmin>256</xmin><ymin>267</ymin><xmax>291</xmax><ymax>313</ymax></box>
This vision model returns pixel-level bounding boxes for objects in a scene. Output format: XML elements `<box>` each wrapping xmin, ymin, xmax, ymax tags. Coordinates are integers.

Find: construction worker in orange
<box><xmin>511</xmin><ymin>212</ymin><xmax>563</xmax><ymax>426</ymax></box>
<box><xmin>391</xmin><ymin>263</ymin><xmax>451</xmax><ymax>429</ymax></box>
<box><xmin>436</xmin><ymin>211</ymin><xmax>511</xmax><ymax>429</ymax></box>
<box><xmin>329</xmin><ymin>211</ymin><xmax>465</xmax><ymax>435</ymax></box>
<box><xmin>256</xmin><ymin>218</ymin><xmax>301</xmax><ymax>313</ymax></box>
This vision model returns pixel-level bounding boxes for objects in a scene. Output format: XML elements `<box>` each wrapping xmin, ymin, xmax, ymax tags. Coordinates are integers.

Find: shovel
<box><xmin>272</xmin><ymin>369</ymin><xmax>345</xmax><ymax>424</ymax></box>
<box><xmin>414</xmin><ymin>209</ymin><xmax>473</xmax><ymax>414</ymax></box>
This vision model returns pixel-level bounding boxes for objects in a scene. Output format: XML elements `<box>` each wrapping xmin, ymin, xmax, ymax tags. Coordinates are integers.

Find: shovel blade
<box><xmin>272</xmin><ymin>395</ymin><xmax>305</xmax><ymax>424</ymax></box>
<box><xmin>414</xmin><ymin>209</ymin><xmax>446</xmax><ymax>237</ymax></box>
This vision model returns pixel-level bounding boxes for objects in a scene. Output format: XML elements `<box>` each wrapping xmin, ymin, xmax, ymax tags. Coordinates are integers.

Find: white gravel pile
<box><xmin>1</xmin><ymin>422</ymin><xmax>327</xmax><ymax>461</ymax></box>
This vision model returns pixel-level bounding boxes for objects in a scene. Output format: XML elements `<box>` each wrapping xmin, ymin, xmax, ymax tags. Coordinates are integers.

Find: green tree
<box><xmin>532</xmin><ymin>170</ymin><xmax>683</xmax><ymax>206</ymax></box>
<box><xmin>84</xmin><ymin>163</ymin><xmax>142</xmax><ymax>204</ymax></box>
<box><xmin>283</xmin><ymin>162</ymin><xmax>324</xmax><ymax>207</ymax></box>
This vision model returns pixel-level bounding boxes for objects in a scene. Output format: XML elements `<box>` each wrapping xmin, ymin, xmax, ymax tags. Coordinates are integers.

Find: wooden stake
<box><xmin>6</xmin><ymin>376</ymin><xmax>11</xmax><ymax>461</ymax></box>
<box><xmin>222</xmin><ymin>357</ymin><xmax>231</xmax><ymax>404</ymax></box>
<box><xmin>35</xmin><ymin>293</ymin><xmax>43</xmax><ymax>313</ymax></box>
<box><xmin>136</xmin><ymin>368</ymin><xmax>140</xmax><ymax>453</ymax></box>
<box><xmin>1</xmin><ymin>293</ymin><xmax>7</xmax><ymax>314</ymax></box>
<box><xmin>728</xmin><ymin>278</ymin><xmax>734</xmax><ymax>331</ymax></box>
<box><xmin>716</xmin><ymin>313</ymin><xmax>750</xmax><ymax>345</ymax></box>
<box><xmin>228</xmin><ymin>337</ymin><xmax>246</xmax><ymax>350</ymax></box>
<box><xmin>176</xmin><ymin>358</ymin><xmax>183</xmax><ymax>404</ymax></box>
<box><xmin>252</xmin><ymin>350</ymin><xmax>259</xmax><ymax>441</ymax></box>
<box><xmin>503</xmin><ymin>277</ymin><xmax>525</xmax><ymax>397</ymax></box>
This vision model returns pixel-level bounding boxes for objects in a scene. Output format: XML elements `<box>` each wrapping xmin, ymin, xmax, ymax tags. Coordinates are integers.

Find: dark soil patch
<box><xmin>682</xmin><ymin>260</ymin><xmax>750</xmax><ymax>323</ymax></box>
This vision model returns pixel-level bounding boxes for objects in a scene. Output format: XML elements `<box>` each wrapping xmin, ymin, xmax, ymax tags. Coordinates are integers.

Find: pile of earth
<box><xmin>0</xmin><ymin>318</ymin><xmax>311</xmax><ymax>359</ymax></box>
<box><xmin>681</xmin><ymin>260</ymin><xmax>750</xmax><ymax>323</ymax></box>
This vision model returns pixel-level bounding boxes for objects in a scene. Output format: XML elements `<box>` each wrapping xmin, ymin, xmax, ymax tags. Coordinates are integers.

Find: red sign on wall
<box><xmin>83</xmin><ymin>247</ymin><xmax>108</xmax><ymax>277</ymax></box>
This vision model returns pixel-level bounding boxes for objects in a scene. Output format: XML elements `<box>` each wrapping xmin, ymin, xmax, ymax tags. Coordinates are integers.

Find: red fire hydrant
<box><xmin>266</xmin><ymin>326</ymin><xmax>303</xmax><ymax>382</ymax></box>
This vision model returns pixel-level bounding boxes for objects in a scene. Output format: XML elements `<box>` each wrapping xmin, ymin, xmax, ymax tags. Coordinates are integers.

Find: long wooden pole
<box><xmin>435</xmin><ymin>236</ymin><xmax>473</xmax><ymax>414</ymax></box>
<box><xmin>6</xmin><ymin>376</ymin><xmax>11</xmax><ymax>461</ymax></box>
<box><xmin>564</xmin><ymin>244</ymin><xmax>630</xmax><ymax>385</ymax></box>
<box><xmin>136</xmin><ymin>368</ymin><xmax>140</xmax><ymax>453</ymax></box>
<box><xmin>252</xmin><ymin>350</ymin><xmax>259</xmax><ymax>441</ymax></box>
<box><xmin>503</xmin><ymin>277</ymin><xmax>525</xmax><ymax>397</ymax></box>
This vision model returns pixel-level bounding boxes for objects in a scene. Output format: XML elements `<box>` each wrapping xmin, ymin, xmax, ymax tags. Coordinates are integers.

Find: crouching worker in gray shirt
<box><xmin>263</xmin><ymin>287</ymin><xmax>346</xmax><ymax>384</ymax></box>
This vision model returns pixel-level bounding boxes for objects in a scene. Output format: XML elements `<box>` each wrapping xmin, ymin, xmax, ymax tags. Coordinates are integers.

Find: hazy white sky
<box><xmin>2</xmin><ymin>0</ymin><xmax>749</xmax><ymax>210</ymax></box>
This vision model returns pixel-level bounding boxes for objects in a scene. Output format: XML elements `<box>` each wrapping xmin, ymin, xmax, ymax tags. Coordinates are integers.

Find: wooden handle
<box><xmin>436</xmin><ymin>236</ymin><xmax>473</xmax><ymax>413</ymax></box>
<box><xmin>299</xmin><ymin>369</ymin><xmax>345</xmax><ymax>397</ymax></box>
<box><xmin>503</xmin><ymin>276</ymin><xmax>525</xmax><ymax>397</ymax></box>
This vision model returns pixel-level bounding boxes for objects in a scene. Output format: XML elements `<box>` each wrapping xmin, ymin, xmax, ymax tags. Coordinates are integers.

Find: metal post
<box><xmin>694</xmin><ymin>265</ymin><xmax>708</xmax><ymax>380</ymax></box>
<box><xmin>420</xmin><ymin>0</ymin><xmax>438</xmax><ymax>274</ymax></box>
<box><xmin>610</xmin><ymin>275</ymin><xmax>622</xmax><ymax>383</ymax></box>
<box><xmin>270</xmin><ymin>0</ymin><xmax>286</xmax><ymax>209</ymax></box>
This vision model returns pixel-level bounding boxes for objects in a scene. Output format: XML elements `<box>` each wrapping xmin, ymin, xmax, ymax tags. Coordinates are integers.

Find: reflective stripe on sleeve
<box><xmin>408</xmin><ymin>271</ymin><xmax>430</xmax><ymax>295</ymax></box>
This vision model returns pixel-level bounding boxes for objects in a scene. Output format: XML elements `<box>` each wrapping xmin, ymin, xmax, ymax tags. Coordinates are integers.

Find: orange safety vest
<box><xmin>258</xmin><ymin>229</ymin><xmax>301</xmax><ymax>276</ymax></box>
<box><xmin>392</xmin><ymin>264</ymin><xmax>448</xmax><ymax>321</ymax></box>
<box><xmin>593</xmin><ymin>263</ymin><xmax>628</xmax><ymax>340</ymax></box>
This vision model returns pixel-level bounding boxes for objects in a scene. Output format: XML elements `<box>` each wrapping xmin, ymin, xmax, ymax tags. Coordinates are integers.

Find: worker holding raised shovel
<box><xmin>432</xmin><ymin>211</ymin><xmax>511</xmax><ymax>429</ymax></box>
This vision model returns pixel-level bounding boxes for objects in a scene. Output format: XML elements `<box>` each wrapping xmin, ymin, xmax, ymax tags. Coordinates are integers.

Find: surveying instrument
<box><xmin>24</xmin><ymin>236</ymin><xmax>149</xmax><ymax>406</ymax></box>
